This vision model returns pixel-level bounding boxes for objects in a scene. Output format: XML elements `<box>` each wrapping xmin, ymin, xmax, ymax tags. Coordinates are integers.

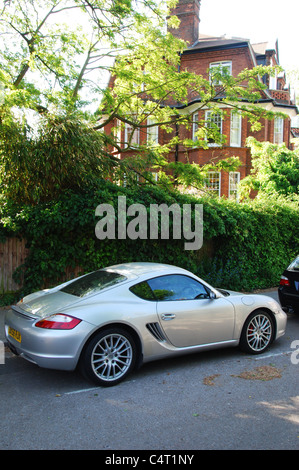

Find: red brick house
<box><xmin>105</xmin><ymin>0</ymin><xmax>298</xmax><ymax>198</ymax></box>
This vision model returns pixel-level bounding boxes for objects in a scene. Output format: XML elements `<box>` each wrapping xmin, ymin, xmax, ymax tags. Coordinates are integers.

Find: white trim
<box><xmin>169</xmin><ymin>101</ymin><xmax>297</xmax><ymax>120</ymax></box>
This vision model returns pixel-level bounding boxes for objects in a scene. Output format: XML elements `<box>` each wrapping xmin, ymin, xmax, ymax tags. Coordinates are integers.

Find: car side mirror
<box><xmin>209</xmin><ymin>291</ymin><xmax>217</xmax><ymax>300</ymax></box>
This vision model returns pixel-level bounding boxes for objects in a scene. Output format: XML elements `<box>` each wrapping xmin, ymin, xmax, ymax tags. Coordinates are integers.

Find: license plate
<box><xmin>8</xmin><ymin>327</ymin><xmax>22</xmax><ymax>343</ymax></box>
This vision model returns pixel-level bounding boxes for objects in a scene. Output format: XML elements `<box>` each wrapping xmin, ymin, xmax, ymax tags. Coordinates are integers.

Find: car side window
<box><xmin>147</xmin><ymin>274</ymin><xmax>209</xmax><ymax>301</ymax></box>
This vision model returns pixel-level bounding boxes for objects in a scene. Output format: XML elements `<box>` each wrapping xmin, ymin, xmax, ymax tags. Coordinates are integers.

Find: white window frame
<box><xmin>192</xmin><ymin>112</ymin><xmax>199</xmax><ymax>142</ymax></box>
<box><xmin>205</xmin><ymin>110</ymin><xmax>223</xmax><ymax>146</ymax></box>
<box><xmin>229</xmin><ymin>171</ymin><xmax>240</xmax><ymax>200</ymax></box>
<box><xmin>230</xmin><ymin>111</ymin><xmax>242</xmax><ymax>147</ymax></box>
<box><xmin>204</xmin><ymin>171</ymin><xmax>221</xmax><ymax>196</ymax></box>
<box><xmin>274</xmin><ymin>116</ymin><xmax>284</xmax><ymax>144</ymax></box>
<box><xmin>151</xmin><ymin>172</ymin><xmax>159</xmax><ymax>182</ymax></box>
<box><xmin>209</xmin><ymin>61</ymin><xmax>232</xmax><ymax>85</ymax></box>
<box><xmin>269</xmin><ymin>73</ymin><xmax>277</xmax><ymax>90</ymax></box>
<box><xmin>147</xmin><ymin>118</ymin><xmax>159</xmax><ymax>145</ymax></box>
<box><xmin>124</xmin><ymin>120</ymin><xmax>140</xmax><ymax>147</ymax></box>
<box><xmin>269</xmin><ymin>58</ymin><xmax>277</xmax><ymax>90</ymax></box>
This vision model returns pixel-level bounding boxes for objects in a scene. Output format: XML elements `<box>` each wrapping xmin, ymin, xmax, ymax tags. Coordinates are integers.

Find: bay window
<box><xmin>205</xmin><ymin>110</ymin><xmax>223</xmax><ymax>146</ymax></box>
<box><xmin>124</xmin><ymin>121</ymin><xmax>140</xmax><ymax>147</ymax></box>
<box><xmin>204</xmin><ymin>171</ymin><xmax>221</xmax><ymax>196</ymax></box>
<box><xmin>147</xmin><ymin>118</ymin><xmax>159</xmax><ymax>145</ymax></box>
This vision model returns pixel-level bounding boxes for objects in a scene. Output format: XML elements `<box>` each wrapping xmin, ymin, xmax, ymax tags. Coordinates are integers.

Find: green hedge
<box><xmin>0</xmin><ymin>180</ymin><xmax>298</xmax><ymax>297</ymax></box>
<box><xmin>197</xmin><ymin>196</ymin><xmax>298</xmax><ymax>290</ymax></box>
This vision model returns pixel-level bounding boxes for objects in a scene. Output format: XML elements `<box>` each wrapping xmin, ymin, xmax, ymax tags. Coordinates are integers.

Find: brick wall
<box><xmin>269</xmin><ymin>89</ymin><xmax>290</xmax><ymax>103</ymax></box>
<box><xmin>181</xmin><ymin>46</ymin><xmax>255</xmax><ymax>79</ymax></box>
<box><xmin>168</xmin><ymin>0</ymin><xmax>201</xmax><ymax>45</ymax></box>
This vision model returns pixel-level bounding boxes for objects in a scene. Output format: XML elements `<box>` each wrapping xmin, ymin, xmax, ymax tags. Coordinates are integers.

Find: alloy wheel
<box><xmin>246</xmin><ymin>313</ymin><xmax>273</xmax><ymax>352</ymax></box>
<box><xmin>91</xmin><ymin>333</ymin><xmax>133</xmax><ymax>383</ymax></box>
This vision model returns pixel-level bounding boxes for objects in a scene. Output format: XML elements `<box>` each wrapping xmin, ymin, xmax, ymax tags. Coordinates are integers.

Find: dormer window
<box><xmin>209</xmin><ymin>61</ymin><xmax>232</xmax><ymax>85</ymax></box>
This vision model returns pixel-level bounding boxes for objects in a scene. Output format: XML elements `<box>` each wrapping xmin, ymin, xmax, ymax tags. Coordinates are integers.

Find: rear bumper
<box><xmin>278</xmin><ymin>287</ymin><xmax>299</xmax><ymax>313</ymax></box>
<box><xmin>4</xmin><ymin>308</ymin><xmax>94</xmax><ymax>371</ymax></box>
<box><xmin>5</xmin><ymin>337</ymin><xmax>79</xmax><ymax>370</ymax></box>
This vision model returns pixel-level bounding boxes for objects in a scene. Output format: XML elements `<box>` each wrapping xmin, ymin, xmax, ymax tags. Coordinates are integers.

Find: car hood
<box><xmin>17</xmin><ymin>290</ymin><xmax>80</xmax><ymax>318</ymax></box>
<box><xmin>216</xmin><ymin>288</ymin><xmax>242</xmax><ymax>297</ymax></box>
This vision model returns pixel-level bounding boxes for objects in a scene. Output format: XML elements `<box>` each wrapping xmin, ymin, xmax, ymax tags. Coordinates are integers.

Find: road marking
<box><xmin>254</xmin><ymin>350</ymin><xmax>292</xmax><ymax>360</ymax></box>
<box><xmin>64</xmin><ymin>386</ymin><xmax>101</xmax><ymax>395</ymax></box>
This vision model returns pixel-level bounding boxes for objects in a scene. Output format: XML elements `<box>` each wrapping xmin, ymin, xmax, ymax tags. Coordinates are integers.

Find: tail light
<box><xmin>279</xmin><ymin>276</ymin><xmax>290</xmax><ymax>287</ymax></box>
<box><xmin>35</xmin><ymin>314</ymin><xmax>81</xmax><ymax>330</ymax></box>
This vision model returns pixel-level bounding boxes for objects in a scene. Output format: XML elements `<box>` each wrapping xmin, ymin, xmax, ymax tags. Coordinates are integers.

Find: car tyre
<box><xmin>80</xmin><ymin>327</ymin><xmax>136</xmax><ymax>386</ymax></box>
<box><xmin>239</xmin><ymin>310</ymin><xmax>274</xmax><ymax>354</ymax></box>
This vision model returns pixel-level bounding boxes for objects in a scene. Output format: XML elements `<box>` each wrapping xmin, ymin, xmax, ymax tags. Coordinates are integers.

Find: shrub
<box><xmin>0</xmin><ymin>181</ymin><xmax>298</xmax><ymax>296</ymax></box>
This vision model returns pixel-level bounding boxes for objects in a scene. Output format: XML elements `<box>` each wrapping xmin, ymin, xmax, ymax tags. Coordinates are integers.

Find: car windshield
<box><xmin>60</xmin><ymin>270</ymin><xmax>126</xmax><ymax>297</ymax></box>
<box><xmin>288</xmin><ymin>256</ymin><xmax>299</xmax><ymax>271</ymax></box>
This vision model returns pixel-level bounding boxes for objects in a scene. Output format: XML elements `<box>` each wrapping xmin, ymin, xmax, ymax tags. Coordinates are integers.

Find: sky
<box><xmin>199</xmin><ymin>0</ymin><xmax>299</xmax><ymax>71</ymax></box>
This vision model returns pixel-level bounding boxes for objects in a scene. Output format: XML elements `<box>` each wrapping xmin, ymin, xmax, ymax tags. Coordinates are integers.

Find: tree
<box><xmin>0</xmin><ymin>112</ymin><xmax>118</xmax><ymax>203</ymax></box>
<box><xmin>0</xmin><ymin>0</ymin><xmax>281</xmax><ymax>203</ymax></box>
<box><xmin>0</xmin><ymin>0</ymin><xmax>181</xmax><ymax>111</ymax></box>
<box><xmin>239</xmin><ymin>137</ymin><xmax>299</xmax><ymax>199</ymax></box>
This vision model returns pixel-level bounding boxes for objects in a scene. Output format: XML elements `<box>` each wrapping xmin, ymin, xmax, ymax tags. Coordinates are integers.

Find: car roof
<box><xmin>103</xmin><ymin>262</ymin><xmax>190</xmax><ymax>279</ymax></box>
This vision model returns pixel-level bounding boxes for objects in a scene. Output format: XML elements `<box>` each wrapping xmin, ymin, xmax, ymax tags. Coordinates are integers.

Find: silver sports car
<box><xmin>5</xmin><ymin>262</ymin><xmax>287</xmax><ymax>386</ymax></box>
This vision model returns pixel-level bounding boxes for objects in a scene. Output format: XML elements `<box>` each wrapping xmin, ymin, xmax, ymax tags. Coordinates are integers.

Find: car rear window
<box><xmin>60</xmin><ymin>270</ymin><xmax>126</xmax><ymax>297</ymax></box>
<box><xmin>288</xmin><ymin>256</ymin><xmax>299</xmax><ymax>271</ymax></box>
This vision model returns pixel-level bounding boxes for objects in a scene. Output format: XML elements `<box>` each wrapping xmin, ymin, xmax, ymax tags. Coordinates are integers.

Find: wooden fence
<box><xmin>0</xmin><ymin>238</ymin><xmax>28</xmax><ymax>293</ymax></box>
<box><xmin>0</xmin><ymin>237</ymin><xmax>83</xmax><ymax>293</ymax></box>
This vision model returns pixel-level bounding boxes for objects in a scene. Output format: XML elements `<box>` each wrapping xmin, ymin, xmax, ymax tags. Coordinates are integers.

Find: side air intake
<box><xmin>146</xmin><ymin>322</ymin><xmax>167</xmax><ymax>342</ymax></box>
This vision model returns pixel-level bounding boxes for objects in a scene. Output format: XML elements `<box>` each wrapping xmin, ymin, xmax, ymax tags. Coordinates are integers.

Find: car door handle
<box><xmin>161</xmin><ymin>313</ymin><xmax>176</xmax><ymax>321</ymax></box>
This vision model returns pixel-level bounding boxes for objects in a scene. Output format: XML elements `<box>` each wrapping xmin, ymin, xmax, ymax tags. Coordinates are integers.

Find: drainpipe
<box><xmin>175</xmin><ymin>53</ymin><xmax>182</xmax><ymax>164</ymax></box>
<box><xmin>175</xmin><ymin>123</ymin><xmax>179</xmax><ymax>163</ymax></box>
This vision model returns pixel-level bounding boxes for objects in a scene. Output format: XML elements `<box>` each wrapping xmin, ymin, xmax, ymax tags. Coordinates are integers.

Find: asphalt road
<box><xmin>1</xmin><ymin>290</ymin><xmax>299</xmax><ymax>452</ymax></box>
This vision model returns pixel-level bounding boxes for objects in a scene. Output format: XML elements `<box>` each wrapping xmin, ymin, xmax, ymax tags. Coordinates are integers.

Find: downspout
<box><xmin>175</xmin><ymin>123</ymin><xmax>179</xmax><ymax>163</ymax></box>
<box><xmin>174</xmin><ymin>53</ymin><xmax>182</xmax><ymax>164</ymax></box>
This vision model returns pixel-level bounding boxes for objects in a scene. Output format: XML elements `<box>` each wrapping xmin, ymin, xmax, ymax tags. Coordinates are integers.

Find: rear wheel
<box><xmin>239</xmin><ymin>310</ymin><xmax>274</xmax><ymax>354</ymax></box>
<box><xmin>80</xmin><ymin>327</ymin><xmax>136</xmax><ymax>386</ymax></box>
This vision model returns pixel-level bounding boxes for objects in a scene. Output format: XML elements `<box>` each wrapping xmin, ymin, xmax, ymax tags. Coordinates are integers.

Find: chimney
<box><xmin>168</xmin><ymin>0</ymin><xmax>201</xmax><ymax>45</ymax></box>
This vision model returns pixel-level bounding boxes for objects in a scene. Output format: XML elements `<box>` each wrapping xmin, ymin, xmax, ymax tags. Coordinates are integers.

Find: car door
<box><xmin>147</xmin><ymin>274</ymin><xmax>235</xmax><ymax>348</ymax></box>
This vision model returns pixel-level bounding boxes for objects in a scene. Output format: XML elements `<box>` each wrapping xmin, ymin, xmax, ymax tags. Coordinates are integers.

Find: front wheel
<box><xmin>80</xmin><ymin>328</ymin><xmax>136</xmax><ymax>386</ymax></box>
<box><xmin>239</xmin><ymin>310</ymin><xmax>274</xmax><ymax>354</ymax></box>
